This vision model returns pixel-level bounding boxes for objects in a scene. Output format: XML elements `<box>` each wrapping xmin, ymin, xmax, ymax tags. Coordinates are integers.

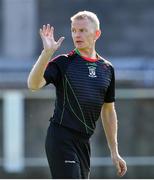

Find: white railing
<box><xmin>0</xmin><ymin>88</ymin><xmax>154</xmax><ymax>172</ymax></box>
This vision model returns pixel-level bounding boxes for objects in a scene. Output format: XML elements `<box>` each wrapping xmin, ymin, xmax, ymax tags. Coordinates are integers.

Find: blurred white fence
<box><xmin>0</xmin><ymin>88</ymin><xmax>154</xmax><ymax>172</ymax></box>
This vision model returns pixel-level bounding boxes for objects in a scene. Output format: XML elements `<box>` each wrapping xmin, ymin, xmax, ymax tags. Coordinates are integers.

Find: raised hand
<box><xmin>39</xmin><ymin>24</ymin><xmax>65</xmax><ymax>52</ymax></box>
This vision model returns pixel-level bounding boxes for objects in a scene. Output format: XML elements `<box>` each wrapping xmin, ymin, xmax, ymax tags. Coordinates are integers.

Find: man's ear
<box><xmin>95</xmin><ymin>30</ymin><xmax>101</xmax><ymax>40</ymax></box>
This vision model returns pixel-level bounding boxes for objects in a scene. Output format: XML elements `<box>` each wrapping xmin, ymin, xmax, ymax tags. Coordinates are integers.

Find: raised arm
<box><xmin>27</xmin><ymin>24</ymin><xmax>64</xmax><ymax>91</ymax></box>
<box><xmin>101</xmin><ymin>102</ymin><xmax>127</xmax><ymax>177</ymax></box>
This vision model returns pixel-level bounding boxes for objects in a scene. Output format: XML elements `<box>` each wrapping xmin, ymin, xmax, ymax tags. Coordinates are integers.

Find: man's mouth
<box><xmin>75</xmin><ymin>40</ymin><xmax>83</xmax><ymax>44</ymax></box>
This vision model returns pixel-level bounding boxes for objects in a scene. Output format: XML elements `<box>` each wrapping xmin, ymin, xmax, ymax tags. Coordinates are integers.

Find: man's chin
<box><xmin>75</xmin><ymin>46</ymin><xmax>86</xmax><ymax>50</ymax></box>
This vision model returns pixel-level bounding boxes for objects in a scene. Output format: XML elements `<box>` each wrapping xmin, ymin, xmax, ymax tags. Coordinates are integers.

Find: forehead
<box><xmin>71</xmin><ymin>18</ymin><xmax>94</xmax><ymax>29</ymax></box>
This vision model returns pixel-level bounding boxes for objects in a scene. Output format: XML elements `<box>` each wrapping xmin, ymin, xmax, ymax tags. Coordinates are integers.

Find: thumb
<box><xmin>57</xmin><ymin>37</ymin><xmax>65</xmax><ymax>47</ymax></box>
<box><xmin>116</xmin><ymin>161</ymin><xmax>121</xmax><ymax>175</ymax></box>
<box><xmin>39</xmin><ymin>29</ymin><xmax>44</xmax><ymax>39</ymax></box>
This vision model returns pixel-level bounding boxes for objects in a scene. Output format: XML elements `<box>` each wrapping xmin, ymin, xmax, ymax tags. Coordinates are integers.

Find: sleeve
<box><xmin>104</xmin><ymin>66</ymin><xmax>115</xmax><ymax>103</ymax></box>
<box><xmin>43</xmin><ymin>59</ymin><xmax>61</xmax><ymax>86</ymax></box>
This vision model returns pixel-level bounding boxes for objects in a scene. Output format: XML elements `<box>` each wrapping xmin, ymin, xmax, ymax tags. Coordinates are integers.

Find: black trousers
<box><xmin>45</xmin><ymin>122</ymin><xmax>90</xmax><ymax>179</ymax></box>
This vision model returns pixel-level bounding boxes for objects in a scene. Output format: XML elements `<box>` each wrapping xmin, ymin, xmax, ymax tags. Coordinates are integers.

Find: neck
<box><xmin>76</xmin><ymin>48</ymin><xmax>97</xmax><ymax>59</ymax></box>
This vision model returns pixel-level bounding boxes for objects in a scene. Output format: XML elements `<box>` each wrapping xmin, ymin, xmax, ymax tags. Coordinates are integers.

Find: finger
<box><xmin>118</xmin><ymin>162</ymin><xmax>127</xmax><ymax>177</ymax></box>
<box><xmin>114</xmin><ymin>161</ymin><xmax>122</xmax><ymax>177</ymax></box>
<box><xmin>46</xmin><ymin>24</ymin><xmax>51</xmax><ymax>35</ymax></box>
<box><xmin>42</xmin><ymin>25</ymin><xmax>46</xmax><ymax>34</ymax></box>
<box><xmin>121</xmin><ymin>163</ymin><xmax>127</xmax><ymax>176</ymax></box>
<box><xmin>57</xmin><ymin>37</ymin><xmax>65</xmax><ymax>47</ymax></box>
<box><xmin>39</xmin><ymin>28</ymin><xmax>42</xmax><ymax>37</ymax></box>
<box><xmin>116</xmin><ymin>162</ymin><xmax>121</xmax><ymax>175</ymax></box>
<box><xmin>50</xmin><ymin>26</ymin><xmax>54</xmax><ymax>38</ymax></box>
<box><xmin>47</xmin><ymin>24</ymin><xmax>50</xmax><ymax>30</ymax></box>
<box><xmin>119</xmin><ymin>167</ymin><xmax>126</xmax><ymax>177</ymax></box>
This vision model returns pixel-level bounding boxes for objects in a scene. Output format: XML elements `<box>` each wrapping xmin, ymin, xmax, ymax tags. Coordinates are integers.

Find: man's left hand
<box><xmin>111</xmin><ymin>154</ymin><xmax>127</xmax><ymax>177</ymax></box>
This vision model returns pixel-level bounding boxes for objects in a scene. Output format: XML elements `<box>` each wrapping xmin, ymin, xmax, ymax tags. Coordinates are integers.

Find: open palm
<box><xmin>39</xmin><ymin>24</ymin><xmax>64</xmax><ymax>51</ymax></box>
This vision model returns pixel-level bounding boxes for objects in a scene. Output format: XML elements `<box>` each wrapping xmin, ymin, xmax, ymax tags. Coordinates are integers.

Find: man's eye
<box><xmin>72</xmin><ymin>29</ymin><xmax>76</xmax><ymax>33</ymax></box>
<box><xmin>80</xmin><ymin>29</ymin><xmax>84</xmax><ymax>32</ymax></box>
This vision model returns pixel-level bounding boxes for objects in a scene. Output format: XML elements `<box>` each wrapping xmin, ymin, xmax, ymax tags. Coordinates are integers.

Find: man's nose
<box><xmin>74</xmin><ymin>32</ymin><xmax>81</xmax><ymax>38</ymax></box>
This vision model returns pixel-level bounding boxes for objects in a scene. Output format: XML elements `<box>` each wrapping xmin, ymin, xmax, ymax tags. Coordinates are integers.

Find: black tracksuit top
<box><xmin>44</xmin><ymin>50</ymin><xmax>115</xmax><ymax>136</ymax></box>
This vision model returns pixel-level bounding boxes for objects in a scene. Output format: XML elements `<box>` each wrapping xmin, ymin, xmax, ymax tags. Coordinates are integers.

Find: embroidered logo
<box><xmin>88</xmin><ymin>66</ymin><xmax>97</xmax><ymax>78</ymax></box>
<box><xmin>64</xmin><ymin>160</ymin><xmax>76</xmax><ymax>163</ymax></box>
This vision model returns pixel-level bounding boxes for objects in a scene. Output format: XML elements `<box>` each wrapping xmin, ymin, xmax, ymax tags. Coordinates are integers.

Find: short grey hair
<box><xmin>70</xmin><ymin>10</ymin><xmax>100</xmax><ymax>30</ymax></box>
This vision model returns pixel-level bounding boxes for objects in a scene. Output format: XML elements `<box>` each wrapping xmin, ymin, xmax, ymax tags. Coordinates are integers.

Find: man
<box><xmin>27</xmin><ymin>11</ymin><xmax>127</xmax><ymax>179</ymax></box>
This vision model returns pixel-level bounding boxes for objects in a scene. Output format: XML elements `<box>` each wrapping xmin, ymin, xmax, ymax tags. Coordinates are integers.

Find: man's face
<box><xmin>71</xmin><ymin>18</ymin><xmax>100</xmax><ymax>50</ymax></box>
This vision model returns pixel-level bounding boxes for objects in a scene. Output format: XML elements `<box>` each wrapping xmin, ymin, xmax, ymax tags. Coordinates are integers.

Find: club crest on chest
<box><xmin>88</xmin><ymin>66</ymin><xmax>97</xmax><ymax>78</ymax></box>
